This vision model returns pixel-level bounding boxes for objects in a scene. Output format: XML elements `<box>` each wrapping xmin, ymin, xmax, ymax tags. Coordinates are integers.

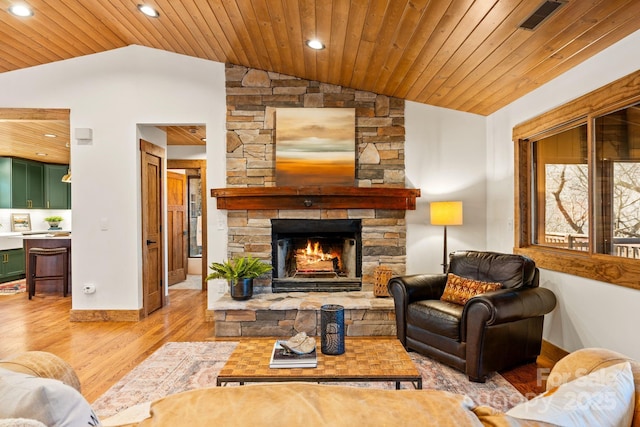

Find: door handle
<box><xmin>146</xmin><ymin>239</ymin><xmax>156</xmax><ymax>245</ymax></box>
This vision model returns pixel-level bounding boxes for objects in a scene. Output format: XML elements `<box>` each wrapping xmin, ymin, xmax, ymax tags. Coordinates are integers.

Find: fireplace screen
<box><xmin>271</xmin><ymin>219</ymin><xmax>362</xmax><ymax>292</ymax></box>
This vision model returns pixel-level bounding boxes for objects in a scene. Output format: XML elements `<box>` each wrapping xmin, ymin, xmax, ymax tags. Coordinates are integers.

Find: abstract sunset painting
<box><xmin>275</xmin><ymin>108</ymin><xmax>355</xmax><ymax>186</ymax></box>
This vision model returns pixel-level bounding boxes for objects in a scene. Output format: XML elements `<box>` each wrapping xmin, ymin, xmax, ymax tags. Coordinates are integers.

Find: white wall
<box><xmin>487</xmin><ymin>29</ymin><xmax>640</xmax><ymax>359</ymax></box>
<box><xmin>0</xmin><ymin>46</ymin><xmax>227</xmax><ymax>310</ymax></box>
<box><xmin>405</xmin><ymin>102</ymin><xmax>487</xmax><ymax>274</ymax></box>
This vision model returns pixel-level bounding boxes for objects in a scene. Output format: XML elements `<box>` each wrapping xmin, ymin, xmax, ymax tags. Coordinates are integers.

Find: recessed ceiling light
<box><xmin>306</xmin><ymin>39</ymin><xmax>325</xmax><ymax>50</ymax></box>
<box><xmin>8</xmin><ymin>4</ymin><xmax>34</xmax><ymax>17</ymax></box>
<box><xmin>137</xmin><ymin>4</ymin><xmax>159</xmax><ymax>18</ymax></box>
<box><xmin>36</xmin><ymin>152</ymin><xmax>47</xmax><ymax>157</ymax></box>
<box><xmin>44</xmin><ymin>133</ymin><xmax>57</xmax><ymax>138</ymax></box>
<box><xmin>201</xmin><ymin>137</ymin><xmax>207</xmax><ymax>142</ymax></box>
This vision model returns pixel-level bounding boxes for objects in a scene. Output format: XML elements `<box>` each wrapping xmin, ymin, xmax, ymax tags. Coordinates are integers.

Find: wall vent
<box><xmin>519</xmin><ymin>1</ymin><xmax>566</xmax><ymax>30</ymax></box>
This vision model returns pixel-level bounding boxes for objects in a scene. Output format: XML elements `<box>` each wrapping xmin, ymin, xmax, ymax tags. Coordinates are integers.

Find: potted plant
<box><xmin>206</xmin><ymin>255</ymin><xmax>272</xmax><ymax>300</ymax></box>
<box><xmin>44</xmin><ymin>215</ymin><xmax>64</xmax><ymax>230</ymax></box>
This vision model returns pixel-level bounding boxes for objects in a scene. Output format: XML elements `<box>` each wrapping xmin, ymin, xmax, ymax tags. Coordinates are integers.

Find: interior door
<box><xmin>167</xmin><ymin>171</ymin><xmax>187</xmax><ymax>285</ymax></box>
<box><xmin>141</xmin><ymin>139</ymin><xmax>164</xmax><ymax>315</ymax></box>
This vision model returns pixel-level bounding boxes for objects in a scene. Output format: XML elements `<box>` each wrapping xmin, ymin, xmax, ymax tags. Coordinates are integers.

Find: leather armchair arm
<box><xmin>388</xmin><ymin>274</ymin><xmax>448</xmax><ymax>347</ymax></box>
<box><xmin>462</xmin><ymin>287</ymin><xmax>557</xmax><ymax>328</ymax></box>
<box><xmin>387</xmin><ymin>274</ymin><xmax>448</xmax><ymax>305</ymax></box>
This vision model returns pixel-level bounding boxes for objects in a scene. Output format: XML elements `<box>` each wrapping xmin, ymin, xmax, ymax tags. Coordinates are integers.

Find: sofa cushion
<box><xmin>441</xmin><ymin>273</ymin><xmax>502</xmax><ymax>305</ymax></box>
<box><xmin>506</xmin><ymin>361</ymin><xmax>634</xmax><ymax>427</ymax></box>
<box><xmin>0</xmin><ymin>368</ymin><xmax>101</xmax><ymax>427</ymax></box>
<box><xmin>408</xmin><ymin>299</ymin><xmax>463</xmax><ymax>341</ymax></box>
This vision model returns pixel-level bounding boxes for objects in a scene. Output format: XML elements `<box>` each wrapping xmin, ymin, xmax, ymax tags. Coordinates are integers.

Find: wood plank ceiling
<box><xmin>1</xmin><ymin>0</ymin><xmax>640</xmax><ymax>161</ymax></box>
<box><xmin>2</xmin><ymin>0</ymin><xmax>640</xmax><ymax>115</ymax></box>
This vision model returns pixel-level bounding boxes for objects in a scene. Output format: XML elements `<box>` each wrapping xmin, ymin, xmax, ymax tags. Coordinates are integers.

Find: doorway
<box><xmin>167</xmin><ymin>159</ymin><xmax>207</xmax><ymax>290</ymax></box>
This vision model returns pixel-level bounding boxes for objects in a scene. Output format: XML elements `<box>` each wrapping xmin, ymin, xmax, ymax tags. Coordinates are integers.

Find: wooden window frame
<box><xmin>513</xmin><ymin>70</ymin><xmax>640</xmax><ymax>291</ymax></box>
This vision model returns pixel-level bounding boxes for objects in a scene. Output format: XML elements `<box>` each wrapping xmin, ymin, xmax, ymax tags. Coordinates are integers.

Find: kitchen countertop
<box><xmin>19</xmin><ymin>233</ymin><xmax>71</xmax><ymax>239</ymax></box>
<box><xmin>0</xmin><ymin>231</ymin><xmax>71</xmax><ymax>250</ymax></box>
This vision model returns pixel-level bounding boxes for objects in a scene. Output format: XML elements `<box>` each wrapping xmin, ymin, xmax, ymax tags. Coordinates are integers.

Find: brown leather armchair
<box><xmin>388</xmin><ymin>250</ymin><xmax>557</xmax><ymax>382</ymax></box>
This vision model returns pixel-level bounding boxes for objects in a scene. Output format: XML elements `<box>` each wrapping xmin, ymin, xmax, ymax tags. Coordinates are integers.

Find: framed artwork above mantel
<box><xmin>275</xmin><ymin>108</ymin><xmax>355</xmax><ymax>187</ymax></box>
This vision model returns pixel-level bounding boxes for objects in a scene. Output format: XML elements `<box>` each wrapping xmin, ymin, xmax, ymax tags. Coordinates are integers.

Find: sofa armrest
<box><xmin>547</xmin><ymin>347</ymin><xmax>640</xmax><ymax>427</ymax></box>
<box><xmin>0</xmin><ymin>351</ymin><xmax>81</xmax><ymax>392</ymax></box>
<box><xmin>462</xmin><ymin>287</ymin><xmax>556</xmax><ymax>327</ymax></box>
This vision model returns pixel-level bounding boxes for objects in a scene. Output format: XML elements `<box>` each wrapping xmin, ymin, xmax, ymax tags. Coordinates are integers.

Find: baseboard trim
<box><xmin>538</xmin><ymin>339</ymin><xmax>569</xmax><ymax>366</ymax></box>
<box><xmin>70</xmin><ymin>309</ymin><xmax>144</xmax><ymax>322</ymax></box>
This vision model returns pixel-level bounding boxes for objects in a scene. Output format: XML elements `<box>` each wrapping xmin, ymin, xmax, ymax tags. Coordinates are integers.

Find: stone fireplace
<box><xmin>216</xmin><ymin>64</ymin><xmax>414</xmax><ymax>290</ymax></box>
<box><xmin>206</xmin><ymin>64</ymin><xmax>420</xmax><ymax>337</ymax></box>
<box><xmin>271</xmin><ymin>219</ymin><xmax>362</xmax><ymax>292</ymax></box>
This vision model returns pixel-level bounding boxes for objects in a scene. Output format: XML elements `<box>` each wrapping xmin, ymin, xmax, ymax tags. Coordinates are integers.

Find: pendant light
<box><xmin>61</xmin><ymin>168</ymin><xmax>71</xmax><ymax>183</ymax></box>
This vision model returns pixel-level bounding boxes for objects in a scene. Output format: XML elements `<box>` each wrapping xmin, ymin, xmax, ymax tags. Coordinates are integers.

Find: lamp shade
<box><xmin>430</xmin><ymin>201</ymin><xmax>463</xmax><ymax>226</ymax></box>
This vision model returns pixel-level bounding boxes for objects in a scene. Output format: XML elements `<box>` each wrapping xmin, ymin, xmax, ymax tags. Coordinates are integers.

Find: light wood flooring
<box><xmin>0</xmin><ymin>288</ymin><xmax>547</xmax><ymax>403</ymax></box>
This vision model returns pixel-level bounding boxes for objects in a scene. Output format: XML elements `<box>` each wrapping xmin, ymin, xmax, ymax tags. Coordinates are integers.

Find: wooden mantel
<box><xmin>211</xmin><ymin>186</ymin><xmax>421</xmax><ymax>210</ymax></box>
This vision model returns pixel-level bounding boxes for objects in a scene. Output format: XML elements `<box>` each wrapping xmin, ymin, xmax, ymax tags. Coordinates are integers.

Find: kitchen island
<box><xmin>22</xmin><ymin>234</ymin><xmax>71</xmax><ymax>297</ymax></box>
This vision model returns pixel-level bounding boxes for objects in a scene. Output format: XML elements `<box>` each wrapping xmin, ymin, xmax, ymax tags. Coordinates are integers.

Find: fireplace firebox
<box><xmin>271</xmin><ymin>219</ymin><xmax>362</xmax><ymax>292</ymax></box>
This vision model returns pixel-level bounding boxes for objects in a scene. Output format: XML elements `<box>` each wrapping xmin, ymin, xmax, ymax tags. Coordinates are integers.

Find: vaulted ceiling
<box><xmin>1</xmin><ymin>0</ymin><xmax>640</xmax><ymax>162</ymax></box>
<box><xmin>2</xmin><ymin>0</ymin><xmax>640</xmax><ymax>116</ymax></box>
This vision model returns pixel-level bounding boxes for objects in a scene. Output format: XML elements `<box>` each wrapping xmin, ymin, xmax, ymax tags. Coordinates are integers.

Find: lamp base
<box><xmin>441</xmin><ymin>225</ymin><xmax>448</xmax><ymax>274</ymax></box>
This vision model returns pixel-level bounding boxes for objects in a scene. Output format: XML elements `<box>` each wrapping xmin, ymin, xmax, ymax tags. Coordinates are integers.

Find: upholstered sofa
<box><xmin>0</xmin><ymin>348</ymin><xmax>638</xmax><ymax>426</ymax></box>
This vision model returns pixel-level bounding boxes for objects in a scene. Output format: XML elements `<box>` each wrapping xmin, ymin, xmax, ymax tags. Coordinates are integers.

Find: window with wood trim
<box><xmin>513</xmin><ymin>70</ymin><xmax>640</xmax><ymax>290</ymax></box>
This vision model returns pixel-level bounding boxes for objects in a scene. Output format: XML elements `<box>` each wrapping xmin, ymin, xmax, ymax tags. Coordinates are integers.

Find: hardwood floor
<box><xmin>0</xmin><ymin>288</ymin><xmax>212</xmax><ymax>402</ymax></box>
<box><xmin>0</xmin><ymin>288</ymin><xmax>548</xmax><ymax>403</ymax></box>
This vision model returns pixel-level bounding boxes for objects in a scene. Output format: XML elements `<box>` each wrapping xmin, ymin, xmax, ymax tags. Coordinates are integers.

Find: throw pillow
<box><xmin>506</xmin><ymin>361</ymin><xmax>634</xmax><ymax>427</ymax></box>
<box><xmin>0</xmin><ymin>368</ymin><xmax>101</xmax><ymax>427</ymax></box>
<box><xmin>440</xmin><ymin>273</ymin><xmax>502</xmax><ymax>305</ymax></box>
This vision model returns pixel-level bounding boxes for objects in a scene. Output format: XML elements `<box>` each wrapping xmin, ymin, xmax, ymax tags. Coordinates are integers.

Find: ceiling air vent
<box><xmin>519</xmin><ymin>0</ymin><xmax>566</xmax><ymax>30</ymax></box>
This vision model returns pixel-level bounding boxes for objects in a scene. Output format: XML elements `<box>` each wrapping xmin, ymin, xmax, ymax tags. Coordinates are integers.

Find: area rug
<box><xmin>0</xmin><ymin>278</ymin><xmax>26</xmax><ymax>295</ymax></box>
<box><xmin>91</xmin><ymin>341</ymin><xmax>527</xmax><ymax>419</ymax></box>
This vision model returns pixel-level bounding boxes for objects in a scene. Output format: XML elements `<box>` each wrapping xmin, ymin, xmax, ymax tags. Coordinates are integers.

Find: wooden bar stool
<box><xmin>28</xmin><ymin>247</ymin><xmax>69</xmax><ymax>300</ymax></box>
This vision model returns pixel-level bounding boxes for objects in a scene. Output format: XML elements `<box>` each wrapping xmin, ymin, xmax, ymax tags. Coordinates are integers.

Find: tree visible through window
<box><xmin>533</xmin><ymin>123</ymin><xmax>589</xmax><ymax>251</ymax></box>
<box><xmin>545</xmin><ymin>164</ymin><xmax>588</xmax><ymax>236</ymax></box>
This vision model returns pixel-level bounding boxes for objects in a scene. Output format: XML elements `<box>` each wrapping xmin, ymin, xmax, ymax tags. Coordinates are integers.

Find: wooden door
<box><xmin>141</xmin><ymin>140</ymin><xmax>164</xmax><ymax>315</ymax></box>
<box><xmin>167</xmin><ymin>171</ymin><xmax>187</xmax><ymax>285</ymax></box>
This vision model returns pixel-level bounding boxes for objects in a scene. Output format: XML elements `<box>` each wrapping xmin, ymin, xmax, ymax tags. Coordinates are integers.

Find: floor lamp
<box><xmin>430</xmin><ymin>201</ymin><xmax>463</xmax><ymax>273</ymax></box>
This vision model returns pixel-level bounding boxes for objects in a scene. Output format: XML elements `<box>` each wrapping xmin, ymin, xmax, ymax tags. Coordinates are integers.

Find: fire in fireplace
<box><xmin>271</xmin><ymin>219</ymin><xmax>362</xmax><ymax>292</ymax></box>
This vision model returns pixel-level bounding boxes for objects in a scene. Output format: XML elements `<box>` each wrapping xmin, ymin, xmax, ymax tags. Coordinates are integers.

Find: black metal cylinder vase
<box><xmin>320</xmin><ymin>304</ymin><xmax>345</xmax><ymax>355</ymax></box>
<box><xmin>229</xmin><ymin>278</ymin><xmax>253</xmax><ymax>300</ymax></box>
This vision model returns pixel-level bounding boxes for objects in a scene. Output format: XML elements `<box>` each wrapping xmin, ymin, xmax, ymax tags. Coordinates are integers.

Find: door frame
<box><xmin>167</xmin><ymin>159</ymin><xmax>208</xmax><ymax>290</ymax></box>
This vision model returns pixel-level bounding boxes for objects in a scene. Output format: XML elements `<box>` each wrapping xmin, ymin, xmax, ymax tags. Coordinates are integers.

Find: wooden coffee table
<box><xmin>216</xmin><ymin>337</ymin><xmax>422</xmax><ymax>389</ymax></box>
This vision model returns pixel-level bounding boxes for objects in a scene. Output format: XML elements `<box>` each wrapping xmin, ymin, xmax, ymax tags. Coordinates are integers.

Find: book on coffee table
<box><xmin>269</xmin><ymin>340</ymin><xmax>317</xmax><ymax>369</ymax></box>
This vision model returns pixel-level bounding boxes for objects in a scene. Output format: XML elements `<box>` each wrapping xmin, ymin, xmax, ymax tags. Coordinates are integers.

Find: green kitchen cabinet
<box><xmin>11</xmin><ymin>158</ymin><xmax>44</xmax><ymax>209</ymax></box>
<box><xmin>0</xmin><ymin>157</ymin><xmax>10</xmax><ymax>208</ymax></box>
<box><xmin>0</xmin><ymin>248</ymin><xmax>25</xmax><ymax>283</ymax></box>
<box><xmin>0</xmin><ymin>158</ymin><xmax>68</xmax><ymax>209</ymax></box>
<box><xmin>44</xmin><ymin>164</ymin><xmax>71</xmax><ymax>209</ymax></box>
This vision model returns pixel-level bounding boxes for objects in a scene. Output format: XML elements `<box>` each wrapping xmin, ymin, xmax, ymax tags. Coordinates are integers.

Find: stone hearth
<box><xmin>208</xmin><ymin>290</ymin><xmax>395</xmax><ymax>338</ymax></box>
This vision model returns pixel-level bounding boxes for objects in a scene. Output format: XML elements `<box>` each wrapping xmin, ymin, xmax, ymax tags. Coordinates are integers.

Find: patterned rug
<box><xmin>92</xmin><ymin>341</ymin><xmax>527</xmax><ymax>419</ymax></box>
<box><xmin>0</xmin><ymin>278</ymin><xmax>26</xmax><ymax>295</ymax></box>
